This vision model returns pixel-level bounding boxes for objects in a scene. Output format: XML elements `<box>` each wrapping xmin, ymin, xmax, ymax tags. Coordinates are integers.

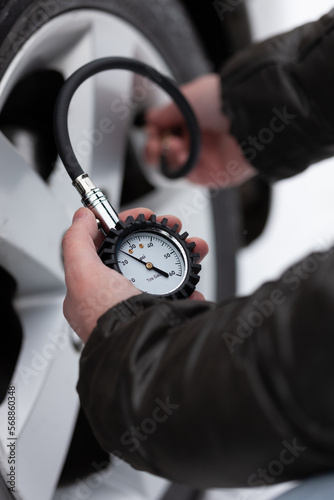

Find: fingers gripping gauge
<box><xmin>54</xmin><ymin>57</ymin><xmax>202</xmax><ymax>299</ymax></box>
<box><xmin>98</xmin><ymin>214</ymin><xmax>200</xmax><ymax>300</ymax></box>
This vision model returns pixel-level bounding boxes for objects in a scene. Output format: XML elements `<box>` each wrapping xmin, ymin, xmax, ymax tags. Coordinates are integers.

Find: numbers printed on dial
<box><xmin>117</xmin><ymin>231</ymin><xmax>186</xmax><ymax>296</ymax></box>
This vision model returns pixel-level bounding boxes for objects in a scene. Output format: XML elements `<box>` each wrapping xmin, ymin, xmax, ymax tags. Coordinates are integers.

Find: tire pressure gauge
<box><xmin>98</xmin><ymin>214</ymin><xmax>200</xmax><ymax>299</ymax></box>
<box><xmin>54</xmin><ymin>57</ymin><xmax>201</xmax><ymax>300</ymax></box>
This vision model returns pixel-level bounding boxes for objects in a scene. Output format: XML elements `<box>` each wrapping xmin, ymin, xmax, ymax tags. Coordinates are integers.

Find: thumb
<box><xmin>62</xmin><ymin>208</ymin><xmax>101</xmax><ymax>286</ymax></box>
<box><xmin>146</xmin><ymin>100</ymin><xmax>185</xmax><ymax>131</ymax></box>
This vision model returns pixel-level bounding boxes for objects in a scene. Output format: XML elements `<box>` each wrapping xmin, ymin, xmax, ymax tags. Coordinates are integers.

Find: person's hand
<box><xmin>145</xmin><ymin>73</ymin><xmax>257</xmax><ymax>187</ymax></box>
<box><xmin>62</xmin><ymin>207</ymin><xmax>209</xmax><ymax>343</ymax></box>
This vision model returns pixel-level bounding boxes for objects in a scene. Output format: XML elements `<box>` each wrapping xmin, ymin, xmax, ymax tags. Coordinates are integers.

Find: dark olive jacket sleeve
<box><xmin>77</xmin><ymin>247</ymin><xmax>334</xmax><ymax>488</ymax></box>
<box><xmin>220</xmin><ymin>9</ymin><xmax>334</xmax><ymax>182</ymax></box>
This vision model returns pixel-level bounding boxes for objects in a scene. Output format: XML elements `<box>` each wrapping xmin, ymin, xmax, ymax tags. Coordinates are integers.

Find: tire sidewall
<box><xmin>0</xmin><ymin>0</ymin><xmax>210</xmax><ymax>81</ymax></box>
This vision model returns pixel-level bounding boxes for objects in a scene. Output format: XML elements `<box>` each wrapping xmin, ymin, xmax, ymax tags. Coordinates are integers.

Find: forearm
<box><xmin>77</xmin><ymin>248</ymin><xmax>334</xmax><ymax>488</ymax></box>
<box><xmin>221</xmin><ymin>9</ymin><xmax>334</xmax><ymax>182</ymax></box>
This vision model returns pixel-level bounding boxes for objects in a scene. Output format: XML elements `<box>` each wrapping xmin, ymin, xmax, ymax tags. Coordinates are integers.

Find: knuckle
<box><xmin>62</xmin><ymin>227</ymin><xmax>75</xmax><ymax>254</ymax></box>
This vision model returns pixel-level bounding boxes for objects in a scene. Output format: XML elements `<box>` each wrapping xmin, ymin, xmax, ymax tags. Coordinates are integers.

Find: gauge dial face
<box><xmin>117</xmin><ymin>230</ymin><xmax>187</xmax><ymax>295</ymax></box>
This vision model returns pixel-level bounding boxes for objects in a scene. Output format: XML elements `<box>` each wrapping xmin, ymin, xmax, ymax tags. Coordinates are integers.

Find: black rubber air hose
<box><xmin>53</xmin><ymin>57</ymin><xmax>201</xmax><ymax>181</ymax></box>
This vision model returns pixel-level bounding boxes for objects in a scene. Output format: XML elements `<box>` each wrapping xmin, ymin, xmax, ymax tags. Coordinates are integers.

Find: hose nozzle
<box><xmin>72</xmin><ymin>173</ymin><xmax>119</xmax><ymax>234</ymax></box>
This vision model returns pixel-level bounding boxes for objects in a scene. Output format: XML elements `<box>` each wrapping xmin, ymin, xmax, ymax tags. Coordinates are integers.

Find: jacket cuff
<box><xmin>83</xmin><ymin>293</ymin><xmax>185</xmax><ymax>351</ymax></box>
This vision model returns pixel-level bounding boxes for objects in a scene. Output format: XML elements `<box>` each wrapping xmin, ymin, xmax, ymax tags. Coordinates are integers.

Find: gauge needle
<box><xmin>119</xmin><ymin>250</ymin><xmax>169</xmax><ymax>278</ymax></box>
